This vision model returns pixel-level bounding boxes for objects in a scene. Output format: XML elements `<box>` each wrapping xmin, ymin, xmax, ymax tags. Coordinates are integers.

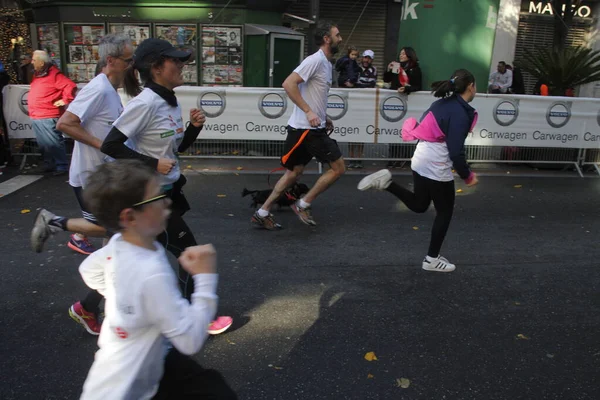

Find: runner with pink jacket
<box><xmin>358</xmin><ymin>69</ymin><xmax>479</xmax><ymax>272</ymax></box>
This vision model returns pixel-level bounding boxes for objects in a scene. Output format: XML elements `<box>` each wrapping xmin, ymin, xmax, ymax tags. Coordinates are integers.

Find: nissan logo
<box><xmin>18</xmin><ymin>90</ymin><xmax>29</xmax><ymax>116</ymax></box>
<box><xmin>379</xmin><ymin>95</ymin><xmax>407</xmax><ymax>123</ymax></box>
<box><xmin>546</xmin><ymin>101</ymin><xmax>571</xmax><ymax>128</ymax></box>
<box><xmin>198</xmin><ymin>91</ymin><xmax>226</xmax><ymax>118</ymax></box>
<box><xmin>258</xmin><ymin>92</ymin><xmax>288</xmax><ymax>119</ymax></box>
<box><xmin>493</xmin><ymin>99</ymin><xmax>519</xmax><ymax>126</ymax></box>
<box><xmin>326</xmin><ymin>93</ymin><xmax>348</xmax><ymax>120</ymax></box>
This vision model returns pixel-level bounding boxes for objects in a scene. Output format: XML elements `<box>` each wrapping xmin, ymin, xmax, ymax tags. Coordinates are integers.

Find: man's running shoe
<box><xmin>422</xmin><ymin>255</ymin><xmax>456</xmax><ymax>272</ymax></box>
<box><xmin>208</xmin><ymin>316</ymin><xmax>233</xmax><ymax>335</ymax></box>
<box><xmin>291</xmin><ymin>202</ymin><xmax>316</xmax><ymax>226</ymax></box>
<box><xmin>30</xmin><ymin>209</ymin><xmax>62</xmax><ymax>253</ymax></box>
<box><xmin>251</xmin><ymin>212</ymin><xmax>282</xmax><ymax>230</ymax></box>
<box><xmin>68</xmin><ymin>234</ymin><xmax>96</xmax><ymax>255</ymax></box>
<box><xmin>69</xmin><ymin>301</ymin><xmax>101</xmax><ymax>335</ymax></box>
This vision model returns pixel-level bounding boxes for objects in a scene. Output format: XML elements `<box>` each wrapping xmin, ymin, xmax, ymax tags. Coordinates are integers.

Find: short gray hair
<box><xmin>98</xmin><ymin>34</ymin><xmax>132</xmax><ymax>64</ymax></box>
<box><xmin>33</xmin><ymin>50</ymin><xmax>49</xmax><ymax>63</ymax></box>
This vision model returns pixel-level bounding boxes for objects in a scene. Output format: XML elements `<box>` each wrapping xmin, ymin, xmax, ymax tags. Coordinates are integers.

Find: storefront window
<box><xmin>155</xmin><ymin>24</ymin><xmax>198</xmax><ymax>85</ymax></box>
<box><xmin>37</xmin><ymin>23</ymin><xmax>61</xmax><ymax>69</ymax></box>
<box><xmin>63</xmin><ymin>23</ymin><xmax>105</xmax><ymax>83</ymax></box>
<box><xmin>201</xmin><ymin>25</ymin><xmax>243</xmax><ymax>86</ymax></box>
<box><xmin>109</xmin><ymin>24</ymin><xmax>151</xmax><ymax>49</ymax></box>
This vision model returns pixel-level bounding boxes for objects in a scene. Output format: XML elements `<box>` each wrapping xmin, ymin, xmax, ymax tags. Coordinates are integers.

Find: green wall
<box><xmin>244</xmin><ymin>35</ymin><xmax>269</xmax><ymax>87</ymax></box>
<box><xmin>397</xmin><ymin>0</ymin><xmax>499</xmax><ymax>92</ymax></box>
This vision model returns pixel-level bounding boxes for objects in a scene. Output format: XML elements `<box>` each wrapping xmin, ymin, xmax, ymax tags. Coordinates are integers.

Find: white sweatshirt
<box><xmin>79</xmin><ymin>233</ymin><xmax>218</xmax><ymax>400</ymax></box>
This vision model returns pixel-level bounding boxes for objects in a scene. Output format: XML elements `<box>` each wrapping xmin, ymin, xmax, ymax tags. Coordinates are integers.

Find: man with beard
<box><xmin>251</xmin><ymin>21</ymin><xmax>345</xmax><ymax>229</ymax></box>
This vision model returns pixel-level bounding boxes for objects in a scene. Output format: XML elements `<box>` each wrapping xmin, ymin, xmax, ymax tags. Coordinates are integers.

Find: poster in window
<box><xmin>227</xmin><ymin>28</ymin><xmax>241</xmax><ymax>47</ymax></box>
<box><xmin>215</xmin><ymin>47</ymin><xmax>229</xmax><ymax>64</ymax></box>
<box><xmin>82</xmin><ymin>26</ymin><xmax>93</xmax><ymax>45</ymax></box>
<box><xmin>202</xmin><ymin>47</ymin><xmax>215</xmax><ymax>64</ymax></box>
<box><xmin>203</xmin><ymin>65</ymin><xmax>216</xmax><ymax>83</ymax></box>
<box><xmin>213</xmin><ymin>65</ymin><xmax>229</xmax><ymax>84</ymax></box>
<box><xmin>72</xmin><ymin>26</ymin><xmax>83</xmax><ymax>44</ymax></box>
<box><xmin>228</xmin><ymin>66</ymin><xmax>243</xmax><ymax>84</ymax></box>
<box><xmin>69</xmin><ymin>46</ymin><xmax>84</xmax><ymax>63</ymax></box>
<box><xmin>182</xmin><ymin>66</ymin><xmax>197</xmax><ymax>84</ymax></box>
<box><xmin>37</xmin><ymin>24</ymin><xmax>61</xmax><ymax>68</ymax></box>
<box><xmin>215</xmin><ymin>28</ymin><xmax>228</xmax><ymax>46</ymax></box>
<box><xmin>156</xmin><ymin>25</ymin><xmax>197</xmax><ymax>66</ymax></box>
<box><xmin>110</xmin><ymin>25</ymin><xmax>150</xmax><ymax>47</ymax></box>
<box><xmin>91</xmin><ymin>26</ymin><xmax>104</xmax><ymax>43</ymax></box>
<box><xmin>202</xmin><ymin>27</ymin><xmax>215</xmax><ymax>46</ymax></box>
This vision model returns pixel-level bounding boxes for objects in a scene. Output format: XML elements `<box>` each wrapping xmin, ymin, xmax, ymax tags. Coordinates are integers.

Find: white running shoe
<box><xmin>422</xmin><ymin>255</ymin><xmax>456</xmax><ymax>272</ymax></box>
<box><xmin>357</xmin><ymin>169</ymin><xmax>392</xmax><ymax>191</ymax></box>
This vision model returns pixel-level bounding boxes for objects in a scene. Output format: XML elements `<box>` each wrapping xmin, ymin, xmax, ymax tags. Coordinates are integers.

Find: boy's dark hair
<box><xmin>315</xmin><ymin>20</ymin><xmax>337</xmax><ymax>46</ymax></box>
<box><xmin>83</xmin><ymin>160</ymin><xmax>157</xmax><ymax>232</ymax></box>
<box><xmin>347</xmin><ymin>45</ymin><xmax>358</xmax><ymax>55</ymax></box>
<box><xmin>430</xmin><ymin>68</ymin><xmax>475</xmax><ymax>98</ymax></box>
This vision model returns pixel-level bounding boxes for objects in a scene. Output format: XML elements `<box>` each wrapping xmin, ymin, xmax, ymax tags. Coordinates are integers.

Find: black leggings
<box><xmin>157</xmin><ymin>209</ymin><xmax>197</xmax><ymax>301</ymax></box>
<box><xmin>386</xmin><ymin>171</ymin><xmax>455</xmax><ymax>258</ymax></box>
<box><xmin>152</xmin><ymin>348</ymin><xmax>237</xmax><ymax>399</ymax></box>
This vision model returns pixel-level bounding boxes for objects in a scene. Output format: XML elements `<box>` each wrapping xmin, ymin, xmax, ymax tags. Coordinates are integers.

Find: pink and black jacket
<box><xmin>402</xmin><ymin>94</ymin><xmax>478</xmax><ymax>182</ymax></box>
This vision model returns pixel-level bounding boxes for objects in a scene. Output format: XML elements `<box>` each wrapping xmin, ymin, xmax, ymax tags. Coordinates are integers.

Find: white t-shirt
<box><xmin>79</xmin><ymin>234</ymin><xmax>218</xmax><ymax>400</ymax></box>
<box><xmin>410</xmin><ymin>141</ymin><xmax>454</xmax><ymax>182</ymax></box>
<box><xmin>287</xmin><ymin>49</ymin><xmax>332</xmax><ymax>129</ymax></box>
<box><xmin>67</xmin><ymin>73</ymin><xmax>123</xmax><ymax>188</ymax></box>
<box><xmin>112</xmin><ymin>88</ymin><xmax>185</xmax><ymax>186</ymax></box>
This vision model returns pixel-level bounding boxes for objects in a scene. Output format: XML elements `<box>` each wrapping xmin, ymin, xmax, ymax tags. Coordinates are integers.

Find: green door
<box><xmin>272</xmin><ymin>37</ymin><xmax>302</xmax><ymax>88</ymax></box>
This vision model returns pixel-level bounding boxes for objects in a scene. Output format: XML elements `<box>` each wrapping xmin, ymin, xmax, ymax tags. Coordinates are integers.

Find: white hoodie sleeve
<box><xmin>78</xmin><ymin>249</ymin><xmax>108</xmax><ymax>296</ymax></box>
<box><xmin>143</xmin><ymin>273</ymin><xmax>218</xmax><ymax>355</ymax></box>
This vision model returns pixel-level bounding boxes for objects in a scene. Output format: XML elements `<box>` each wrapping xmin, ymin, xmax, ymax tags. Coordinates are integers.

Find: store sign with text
<box><xmin>527</xmin><ymin>1</ymin><xmax>592</xmax><ymax>18</ymax></box>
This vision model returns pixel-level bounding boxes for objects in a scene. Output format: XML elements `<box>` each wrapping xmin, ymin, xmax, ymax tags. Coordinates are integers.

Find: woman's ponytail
<box><xmin>123</xmin><ymin>66</ymin><xmax>142</xmax><ymax>98</ymax></box>
<box><xmin>430</xmin><ymin>69</ymin><xmax>475</xmax><ymax>98</ymax></box>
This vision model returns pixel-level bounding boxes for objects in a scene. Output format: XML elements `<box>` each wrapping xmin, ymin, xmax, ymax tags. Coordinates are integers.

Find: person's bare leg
<box><xmin>260</xmin><ymin>165</ymin><xmax>304</xmax><ymax>213</ymax></box>
<box><xmin>66</xmin><ymin>218</ymin><xmax>107</xmax><ymax>237</ymax></box>
<box><xmin>302</xmin><ymin>158</ymin><xmax>346</xmax><ymax>204</ymax></box>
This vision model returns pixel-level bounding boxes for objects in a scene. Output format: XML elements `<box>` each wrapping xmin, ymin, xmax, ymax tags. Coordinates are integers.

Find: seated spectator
<box><xmin>510</xmin><ymin>64</ymin><xmax>525</xmax><ymax>94</ymax></box>
<box><xmin>335</xmin><ymin>46</ymin><xmax>360</xmax><ymax>88</ymax></box>
<box><xmin>488</xmin><ymin>61</ymin><xmax>513</xmax><ymax>93</ymax></box>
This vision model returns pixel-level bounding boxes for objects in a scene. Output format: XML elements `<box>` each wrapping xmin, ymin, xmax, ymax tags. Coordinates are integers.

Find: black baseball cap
<box><xmin>133</xmin><ymin>38</ymin><xmax>191</xmax><ymax>67</ymax></box>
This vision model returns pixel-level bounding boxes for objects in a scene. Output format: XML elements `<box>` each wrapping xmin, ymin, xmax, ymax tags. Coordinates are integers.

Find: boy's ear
<box><xmin>119</xmin><ymin>208</ymin><xmax>136</xmax><ymax>227</ymax></box>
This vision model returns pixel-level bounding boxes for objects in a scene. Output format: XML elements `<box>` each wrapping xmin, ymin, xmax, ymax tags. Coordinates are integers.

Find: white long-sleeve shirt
<box><xmin>79</xmin><ymin>234</ymin><xmax>218</xmax><ymax>400</ymax></box>
<box><xmin>488</xmin><ymin>70</ymin><xmax>513</xmax><ymax>90</ymax></box>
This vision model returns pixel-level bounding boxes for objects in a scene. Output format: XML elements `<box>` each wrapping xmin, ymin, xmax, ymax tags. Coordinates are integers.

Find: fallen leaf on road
<box><xmin>546</xmin><ymin>354</ymin><xmax>554</xmax><ymax>358</ymax></box>
<box><xmin>217</xmin><ymin>194</ymin><xmax>226</xmax><ymax>198</ymax></box>
<box><xmin>228</xmin><ymin>214</ymin><xmax>234</xmax><ymax>217</ymax></box>
<box><xmin>186</xmin><ymin>165</ymin><xmax>192</xmax><ymax>169</ymax></box>
<box><xmin>514</xmin><ymin>301</ymin><xmax>521</xmax><ymax>306</ymax></box>
<box><xmin>514</xmin><ymin>185</ymin><xmax>523</xmax><ymax>188</ymax></box>
<box><xmin>226</xmin><ymin>338</ymin><xmax>236</xmax><ymax>345</ymax></box>
<box><xmin>232</xmin><ymin>151</ymin><xmax>239</xmax><ymax>155</ymax></box>
<box><xmin>516</xmin><ymin>334</ymin><xmax>530</xmax><ymax>340</ymax></box>
<box><xmin>456</xmin><ymin>189</ymin><xmax>463</xmax><ymax>193</ymax></box>
<box><xmin>396</xmin><ymin>378</ymin><xmax>410</xmax><ymax>388</ymax></box>
<box><xmin>367</xmin><ymin>374</ymin><xmax>374</xmax><ymax>379</ymax></box>
<box><xmin>364</xmin><ymin>352</ymin><xmax>378</xmax><ymax>361</ymax></box>
<box><xmin>21</xmin><ymin>209</ymin><xmax>31</xmax><ymax>214</ymax></box>
<box><xmin>236</xmin><ymin>166</ymin><xmax>243</xmax><ymax>171</ymax></box>
<box><xmin>412</xmin><ymin>226</ymin><xmax>419</xmax><ymax>230</ymax></box>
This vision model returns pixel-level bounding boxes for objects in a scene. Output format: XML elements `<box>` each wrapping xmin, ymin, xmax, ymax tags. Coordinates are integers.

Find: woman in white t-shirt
<box><xmin>101</xmin><ymin>38</ymin><xmax>232</xmax><ymax>335</ymax></box>
<box><xmin>358</xmin><ymin>69</ymin><xmax>480</xmax><ymax>273</ymax></box>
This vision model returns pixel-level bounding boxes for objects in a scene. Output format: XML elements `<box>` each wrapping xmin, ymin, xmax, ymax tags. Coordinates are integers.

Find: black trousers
<box><xmin>152</xmin><ymin>349</ymin><xmax>237</xmax><ymax>400</ymax></box>
<box><xmin>386</xmin><ymin>171</ymin><xmax>455</xmax><ymax>258</ymax></box>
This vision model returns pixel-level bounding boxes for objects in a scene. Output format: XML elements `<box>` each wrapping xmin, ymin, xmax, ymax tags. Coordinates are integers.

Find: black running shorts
<box><xmin>280</xmin><ymin>126</ymin><xmax>343</xmax><ymax>170</ymax></box>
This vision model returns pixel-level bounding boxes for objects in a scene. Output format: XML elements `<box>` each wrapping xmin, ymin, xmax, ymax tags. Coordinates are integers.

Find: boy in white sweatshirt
<box><xmin>78</xmin><ymin>159</ymin><xmax>236</xmax><ymax>400</ymax></box>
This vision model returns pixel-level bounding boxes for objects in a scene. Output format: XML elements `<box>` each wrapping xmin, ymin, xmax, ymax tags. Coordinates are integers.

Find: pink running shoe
<box><xmin>69</xmin><ymin>301</ymin><xmax>101</xmax><ymax>335</ymax></box>
<box><xmin>208</xmin><ymin>316</ymin><xmax>233</xmax><ymax>335</ymax></box>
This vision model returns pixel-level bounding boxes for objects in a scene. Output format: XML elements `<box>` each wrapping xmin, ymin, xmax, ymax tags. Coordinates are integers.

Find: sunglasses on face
<box><xmin>132</xmin><ymin>193</ymin><xmax>167</xmax><ymax>209</ymax></box>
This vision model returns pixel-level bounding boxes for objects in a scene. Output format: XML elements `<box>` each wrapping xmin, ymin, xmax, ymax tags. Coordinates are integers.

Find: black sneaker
<box><xmin>251</xmin><ymin>211</ymin><xmax>282</xmax><ymax>230</ymax></box>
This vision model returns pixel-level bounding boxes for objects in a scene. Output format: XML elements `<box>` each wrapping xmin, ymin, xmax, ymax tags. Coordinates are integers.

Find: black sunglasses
<box><xmin>132</xmin><ymin>193</ymin><xmax>167</xmax><ymax>209</ymax></box>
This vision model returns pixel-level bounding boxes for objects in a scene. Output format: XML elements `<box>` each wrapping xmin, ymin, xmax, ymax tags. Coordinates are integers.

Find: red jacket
<box><xmin>28</xmin><ymin>65</ymin><xmax>76</xmax><ymax>120</ymax></box>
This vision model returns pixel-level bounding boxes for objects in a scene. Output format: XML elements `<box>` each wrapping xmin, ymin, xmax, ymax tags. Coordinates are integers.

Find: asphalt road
<box><xmin>1</xmin><ymin>169</ymin><xmax>599</xmax><ymax>400</ymax></box>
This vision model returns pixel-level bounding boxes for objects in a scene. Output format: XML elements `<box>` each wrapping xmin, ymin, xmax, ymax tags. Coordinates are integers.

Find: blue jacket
<box><xmin>335</xmin><ymin>56</ymin><xmax>360</xmax><ymax>86</ymax></box>
<box><xmin>419</xmin><ymin>94</ymin><xmax>476</xmax><ymax>180</ymax></box>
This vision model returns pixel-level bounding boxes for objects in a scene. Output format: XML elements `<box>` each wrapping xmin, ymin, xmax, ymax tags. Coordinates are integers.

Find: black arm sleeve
<box><xmin>406</xmin><ymin>67</ymin><xmax>423</xmax><ymax>93</ymax></box>
<box><xmin>101</xmin><ymin>127</ymin><xmax>159</xmax><ymax>170</ymax></box>
<box><xmin>178</xmin><ymin>124</ymin><xmax>202</xmax><ymax>153</ymax></box>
